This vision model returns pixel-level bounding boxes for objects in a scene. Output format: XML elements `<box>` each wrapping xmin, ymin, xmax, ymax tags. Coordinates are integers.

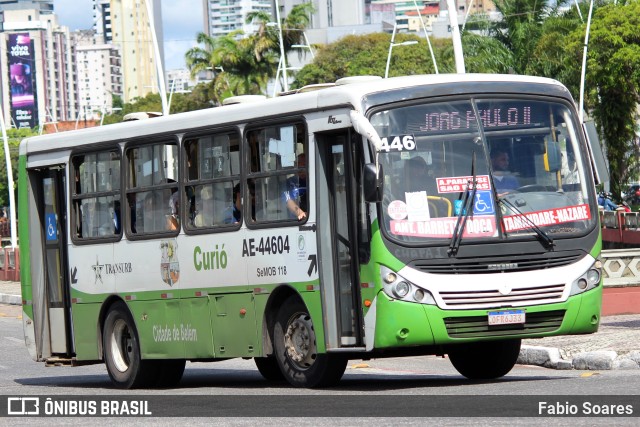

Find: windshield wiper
<box><xmin>499</xmin><ymin>197</ymin><xmax>555</xmax><ymax>249</ymax></box>
<box><xmin>448</xmin><ymin>152</ymin><xmax>477</xmax><ymax>257</ymax></box>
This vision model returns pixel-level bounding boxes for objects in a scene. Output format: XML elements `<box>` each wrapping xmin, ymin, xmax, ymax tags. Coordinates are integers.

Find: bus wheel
<box><xmin>254</xmin><ymin>356</ymin><xmax>285</xmax><ymax>381</ymax></box>
<box><xmin>103</xmin><ymin>302</ymin><xmax>158</xmax><ymax>389</ymax></box>
<box><xmin>448</xmin><ymin>339</ymin><xmax>522</xmax><ymax>380</ymax></box>
<box><xmin>273</xmin><ymin>296</ymin><xmax>347</xmax><ymax>388</ymax></box>
<box><xmin>154</xmin><ymin>360</ymin><xmax>186</xmax><ymax>388</ymax></box>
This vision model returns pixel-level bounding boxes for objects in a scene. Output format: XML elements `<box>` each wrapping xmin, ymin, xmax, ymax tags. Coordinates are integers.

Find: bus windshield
<box><xmin>372</xmin><ymin>97</ymin><xmax>595</xmax><ymax>244</ymax></box>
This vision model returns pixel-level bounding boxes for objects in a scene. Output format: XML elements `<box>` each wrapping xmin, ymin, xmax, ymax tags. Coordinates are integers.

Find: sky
<box><xmin>53</xmin><ymin>0</ymin><xmax>204</xmax><ymax>71</ymax></box>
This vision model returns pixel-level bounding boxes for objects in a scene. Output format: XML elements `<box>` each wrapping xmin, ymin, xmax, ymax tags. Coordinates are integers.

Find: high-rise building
<box><xmin>0</xmin><ymin>6</ymin><xmax>78</xmax><ymax>128</ymax></box>
<box><xmin>74</xmin><ymin>30</ymin><xmax>122</xmax><ymax>120</ymax></box>
<box><xmin>93</xmin><ymin>0</ymin><xmax>164</xmax><ymax>104</ymax></box>
<box><xmin>202</xmin><ymin>0</ymin><xmax>273</xmax><ymax>38</ymax></box>
<box><xmin>0</xmin><ymin>0</ymin><xmax>53</xmax><ymax>15</ymax></box>
<box><xmin>281</xmin><ymin>0</ymin><xmax>367</xmax><ymax>28</ymax></box>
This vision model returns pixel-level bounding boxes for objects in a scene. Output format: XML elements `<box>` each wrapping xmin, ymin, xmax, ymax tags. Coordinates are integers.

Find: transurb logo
<box><xmin>160</xmin><ymin>240</ymin><xmax>180</xmax><ymax>286</ymax></box>
<box><xmin>91</xmin><ymin>257</ymin><xmax>133</xmax><ymax>284</ymax></box>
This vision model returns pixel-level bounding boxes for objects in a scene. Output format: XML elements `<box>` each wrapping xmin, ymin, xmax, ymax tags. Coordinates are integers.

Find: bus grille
<box><xmin>438</xmin><ymin>284</ymin><xmax>565</xmax><ymax>308</ymax></box>
<box><xmin>410</xmin><ymin>252</ymin><xmax>583</xmax><ymax>274</ymax></box>
<box><xmin>443</xmin><ymin>310</ymin><xmax>565</xmax><ymax>338</ymax></box>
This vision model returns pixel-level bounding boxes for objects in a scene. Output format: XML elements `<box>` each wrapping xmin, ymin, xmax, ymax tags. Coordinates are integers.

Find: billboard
<box><xmin>7</xmin><ymin>33</ymin><xmax>38</xmax><ymax>128</ymax></box>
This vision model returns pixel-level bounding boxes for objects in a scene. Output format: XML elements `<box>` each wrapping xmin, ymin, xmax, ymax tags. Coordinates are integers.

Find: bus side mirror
<box><xmin>583</xmin><ymin>120</ymin><xmax>609</xmax><ymax>185</ymax></box>
<box><xmin>363</xmin><ymin>163</ymin><xmax>383</xmax><ymax>202</ymax></box>
<box><xmin>544</xmin><ymin>139</ymin><xmax>562</xmax><ymax>173</ymax></box>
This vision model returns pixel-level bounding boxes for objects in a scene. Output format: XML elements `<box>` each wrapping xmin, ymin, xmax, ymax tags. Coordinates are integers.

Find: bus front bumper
<box><xmin>372</xmin><ymin>285</ymin><xmax>602</xmax><ymax>349</ymax></box>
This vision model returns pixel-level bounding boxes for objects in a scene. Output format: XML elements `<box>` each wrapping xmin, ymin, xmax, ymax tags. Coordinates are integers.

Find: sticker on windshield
<box><xmin>437</xmin><ymin>175</ymin><xmax>491</xmax><ymax>193</ymax></box>
<box><xmin>387</xmin><ymin>200</ymin><xmax>408</xmax><ymax>220</ymax></box>
<box><xmin>453</xmin><ymin>191</ymin><xmax>495</xmax><ymax>216</ymax></box>
<box><xmin>379</xmin><ymin>135</ymin><xmax>416</xmax><ymax>152</ymax></box>
<box><xmin>503</xmin><ymin>204</ymin><xmax>591</xmax><ymax>232</ymax></box>
<box><xmin>405</xmin><ymin>191</ymin><xmax>430</xmax><ymax>221</ymax></box>
<box><xmin>472</xmin><ymin>191</ymin><xmax>495</xmax><ymax>215</ymax></box>
<box><xmin>390</xmin><ymin>216</ymin><xmax>495</xmax><ymax>238</ymax></box>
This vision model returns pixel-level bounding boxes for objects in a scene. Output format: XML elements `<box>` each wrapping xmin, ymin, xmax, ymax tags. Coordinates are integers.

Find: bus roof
<box><xmin>20</xmin><ymin>74</ymin><xmax>569</xmax><ymax>156</ymax></box>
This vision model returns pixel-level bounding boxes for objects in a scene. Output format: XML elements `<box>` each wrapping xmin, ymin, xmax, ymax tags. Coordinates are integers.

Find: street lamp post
<box><xmin>273</xmin><ymin>0</ymin><xmax>288</xmax><ymax>93</ymax></box>
<box><xmin>144</xmin><ymin>0</ymin><xmax>169</xmax><ymax>115</ymax></box>
<box><xmin>412</xmin><ymin>0</ymin><xmax>438</xmax><ymax>73</ymax></box>
<box><xmin>445</xmin><ymin>0</ymin><xmax>465</xmax><ymax>73</ymax></box>
<box><xmin>385</xmin><ymin>23</ymin><xmax>418</xmax><ymax>79</ymax></box>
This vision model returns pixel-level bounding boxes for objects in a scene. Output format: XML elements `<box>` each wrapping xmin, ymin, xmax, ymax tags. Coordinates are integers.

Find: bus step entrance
<box><xmin>45</xmin><ymin>356</ymin><xmax>73</xmax><ymax>367</ymax></box>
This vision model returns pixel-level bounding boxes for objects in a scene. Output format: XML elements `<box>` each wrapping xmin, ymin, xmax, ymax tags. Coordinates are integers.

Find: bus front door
<box><xmin>35</xmin><ymin>167</ymin><xmax>73</xmax><ymax>357</ymax></box>
<box><xmin>317</xmin><ymin>131</ymin><xmax>363</xmax><ymax>349</ymax></box>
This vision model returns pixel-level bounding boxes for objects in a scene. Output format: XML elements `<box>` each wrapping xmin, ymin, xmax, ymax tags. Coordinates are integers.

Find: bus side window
<box><xmin>126</xmin><ymin>142</ymin><xmax>179</xmax><ymax>236</ymax></box>
<box><xmin>71</xmin><ymin>149</ymin><xmax>121</xmax><ymax>241</ymax></box>
<box><xmin>184</xmin><ymin>131</ymin><xmax>241</xmax><ymax>231</ymax></box>
<box><xmin>246</xmin><ymin>123</ymin><xmax>307</xmax><ymax>223</ymax></box>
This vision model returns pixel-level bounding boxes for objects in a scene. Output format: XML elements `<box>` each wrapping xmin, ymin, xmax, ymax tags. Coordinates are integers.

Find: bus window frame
<box><xmin>244</xmin><ymin>118</ymin><xmax>308</xmax><ymax>230</ymax></box>
<box><xmin>69</xmin><ymin>143</ymin><xmax>124</xmax><ymax>245</ymax></box>
<box><xmin>181</xmin><ymin>127</ymin><xmax>243</xmax><ymax>235</ymax></box>
<box><xmin>124</xmin><ymin>135</ymin><xmax>181</xmax><ymax>241</ymax></box>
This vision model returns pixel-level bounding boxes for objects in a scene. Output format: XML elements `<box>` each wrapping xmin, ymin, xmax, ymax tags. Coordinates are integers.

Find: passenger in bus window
<box><xmin>127</xmin><ymin>193</ymin><xmax>137</xmax><ymax>233</ymax></box>
<box><xmin>142</xmin><ymin>191</ymin><xmax>165</xmax><ymax>232</ymax></box>
<box><xmin>404</xmin><ymin>156</ymin><xmax>430</xmax><ymax>193</ymax></box>
<box><xmin>248</xmin><ymin>180</ymin><xmax>264</xmax><ymax>221</ymax></box>
<box><xmin>113</xmin><ymin>199</ymin><xmax>121</xmax><ymax>234</ymax></box>
<box><xmin>168</xmin><ymin>188</ymin><xmax>180</xmax><ymax>230</ymax></box>
<box><xmin>490</xmin><ymin>148</ymin><xmax>520</xmax><ymax>192</ymax></box>
<box><xmin>194</xmin><ymin>186</ymin><xmax>213</xmax><ymax>227</ymax></box>
<box><xmin>223</xmin><ymin>183</ymin><xmax>241</xmax><ymax>224</ymax></box>
<box><xmin>282</xmin><ymin>153</ymin><xmax>307</xmax><ymax>220</ymax></box>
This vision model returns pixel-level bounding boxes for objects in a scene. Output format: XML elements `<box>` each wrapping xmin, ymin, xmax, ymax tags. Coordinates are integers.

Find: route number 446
<box><xmin>379</xmin><ymin>135</ymin><xmax>416</xmax><ymax>152</ymax></box>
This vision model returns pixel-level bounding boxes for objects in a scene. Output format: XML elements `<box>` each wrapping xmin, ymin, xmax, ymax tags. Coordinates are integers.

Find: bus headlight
<box><xmin>570</xmin><ymin>260</ymin><xmax>602</xmax><ymax>296</ymax></box>
<box><xmin>380</xmin><ymin>265</ymin><xmax>436</xmax><ymax>305</ymax></box>
<box><xmin>394</xmin><ymin>281</ymin><xmax>410</xmax><ymax>298</ymax></box>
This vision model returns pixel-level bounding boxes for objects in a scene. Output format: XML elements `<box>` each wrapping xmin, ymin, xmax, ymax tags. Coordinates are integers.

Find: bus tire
<box><xmin>254</xmin><ymin>356</ymin><xmax>285</xmax><ymax>381</ymax></box>
<box><xmin>448</xmin><ymin>338</ymin><xmax>521</xmax><ymax>380</ymax></box>
<box><xmin>103</xmin><ymin>302</ymin><xmax>158</xmax><ymax>389</ymax></box>
<box><xmin>154</xmin><ymin>359</ymin><xmax>186</xmax><ymax>388</ymax></box>
<box><xmin>273</xmin><ymin>296</ymin><xmax>347</xmax><ymax>388</ymax></box>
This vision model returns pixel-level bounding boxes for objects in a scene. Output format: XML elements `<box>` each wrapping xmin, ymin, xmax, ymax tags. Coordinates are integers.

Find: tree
<box><xmin>525</xmin><ymin>8</ymin><xmax>583</xmax><ymax>86</ymax></box>
<box><xmin>450</xmin><ymin>32</ymin><xmax>515</xmax><ymax>74</ymax></box>
<box><xmin>169</xmin><ymin>83</ymin><xmax>217</xmax><ymax>113</ymax></box>
<box><xmin>489</xmin><ymin>0</ymin><xmax>552</xmax><ymax>73</ymax></box>
<box><xmin>570</xmin><ymin>1</ymin><xmax>640</xmax><ymax>197</ymax></box>
<box><xmin>246</xmin><ymin>2</ymin><xmax>315</xmax><ymax>90</ymax></box>
<box><xmin>0</xmin><ymin>127</ymin><xmax>38</xmax><ymax>208</ymax></box>
<box><xmin>293</xmin><ymin>33</ymin><xmax>449</xmax><ymax>87</ymax></box>
<box><xmin>185</xmin><ymin>31</ymin><xmax>276</xmax><ymax>100</ymax></box>
<box><xmin>101</xmin><ymin>92</ymin><xmax>162</xmax><ymax>125</ymax></box>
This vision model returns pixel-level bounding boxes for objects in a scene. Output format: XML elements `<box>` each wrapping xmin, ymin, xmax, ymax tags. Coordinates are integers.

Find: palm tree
<box><xmin>185</xmin><ymin>31</ymin><xmax>276</xmax><ymax>101</ymax></box>
<box><xmin>184</xmin><ymin>32</ymin><xmax>218</xmax><ymax>77</ymax></box>
<box><xmin>246</xmin><ymin>2</ymin><xmax>315</xmax><ymax>90</ymax></box>
<box><xmin>489</xmin><ymin>0</ymin><xmax>551</xmax><ymax>74</ymax></box>
<box><xmin>212</xmin><ymin>31</ymin><xmax>276</xmax><ymax>95</ymax></box>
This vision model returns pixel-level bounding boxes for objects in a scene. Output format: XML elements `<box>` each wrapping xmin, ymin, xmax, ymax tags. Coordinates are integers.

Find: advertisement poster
<box><xmin>8</xmin><ymin>33</ymin><xmax>38</xmax><ymax>128</ymax></box>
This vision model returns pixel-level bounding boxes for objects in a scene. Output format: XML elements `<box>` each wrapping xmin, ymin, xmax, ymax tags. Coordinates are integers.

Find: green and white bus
<box><xmin>18</xmin><ymin>74</ymin><xmax>605</xmax><ymax>388</ymax></box>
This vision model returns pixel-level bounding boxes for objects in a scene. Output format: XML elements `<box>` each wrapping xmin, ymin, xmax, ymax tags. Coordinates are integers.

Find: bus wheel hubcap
<box><xmin>111</xmin><ymin>318</ymin><xmax>132</xmax><ymax>372</ymax></box>
<box><xmin>284</xmin><ymin>313</ymin><xmax>316</xmax><ymax>368</ymax></box>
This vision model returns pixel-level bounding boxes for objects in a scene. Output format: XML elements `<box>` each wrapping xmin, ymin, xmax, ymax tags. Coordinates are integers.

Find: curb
<box><xmin>518</xmin><ymin>345</ymin><xmax>640</xmax><ymax>370</ymax></box>
<box><xmin>0</xmin><ymin>293</ymin><xmax>21</xmax><ymax>306</ymax></box>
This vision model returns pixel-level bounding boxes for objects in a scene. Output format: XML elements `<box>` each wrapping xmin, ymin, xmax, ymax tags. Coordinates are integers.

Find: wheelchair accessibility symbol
<box><xmin>454</xmin><ymin>191</ymin><xmax>495</xmax><ymax>216</ymax></box>
<box><xmin>46</xmin><ymin>213</ymin><xmax>57</xmax><ymax>241</ymax></box>
<box><xmin>473</xmin><ymin>191</ymin><xmax>494</xmax><ymax>215</ymax></box>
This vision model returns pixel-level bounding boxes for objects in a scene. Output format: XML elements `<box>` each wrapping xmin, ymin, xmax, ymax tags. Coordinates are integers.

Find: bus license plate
<box><xmin>488</xmin><ymin>310</ymin><xmax>525</xmax><ymax>326</ymax></box>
